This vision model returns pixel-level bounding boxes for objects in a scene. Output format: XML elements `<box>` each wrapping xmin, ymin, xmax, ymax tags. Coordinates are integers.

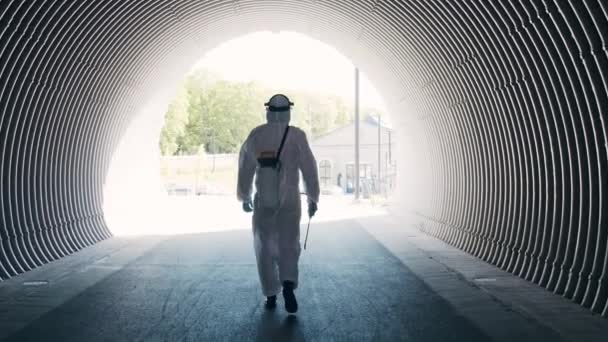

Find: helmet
<box><xmin>265</xmin><ymin>94</ymin><xmax>293</xmax><ymax>123</ymax></box>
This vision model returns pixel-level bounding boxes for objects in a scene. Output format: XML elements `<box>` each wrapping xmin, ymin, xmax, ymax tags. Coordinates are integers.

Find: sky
<box><xmin>191</xmin><ymin>31</ymin><xmax>387</xmax><ymax>112</ymax></box>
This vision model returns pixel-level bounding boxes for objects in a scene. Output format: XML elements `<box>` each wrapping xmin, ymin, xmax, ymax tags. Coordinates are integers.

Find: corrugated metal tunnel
<box><xmin>0</xmin><ymin>0</ymin><xmax>607</xmax><ymax>319</ymax></box>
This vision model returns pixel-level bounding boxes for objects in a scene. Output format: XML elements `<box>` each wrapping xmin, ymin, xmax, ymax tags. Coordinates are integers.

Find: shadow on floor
<box><xmin>256</xmin><ymin>312</ymin><xmax>304</xmax><ymax>342</ymax></box>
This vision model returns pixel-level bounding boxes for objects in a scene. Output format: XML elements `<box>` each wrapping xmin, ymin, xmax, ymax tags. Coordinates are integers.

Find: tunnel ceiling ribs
<box><xmin>1</xmin><ymin>0</ymin><xmax>607</xmax><ymax>316</ymax></box>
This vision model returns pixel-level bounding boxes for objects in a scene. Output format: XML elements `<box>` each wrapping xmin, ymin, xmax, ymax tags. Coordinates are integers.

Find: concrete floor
<box><xmin>1</xmin><ymin>215</ymin><xmax>607</xmax><ymax>341</ymax></box>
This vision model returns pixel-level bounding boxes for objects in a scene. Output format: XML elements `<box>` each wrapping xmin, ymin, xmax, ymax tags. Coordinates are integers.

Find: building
<box><xmin>311</xmin><ymin>116</ymin><xmax>396</xmax><ymax>196</ymax></box>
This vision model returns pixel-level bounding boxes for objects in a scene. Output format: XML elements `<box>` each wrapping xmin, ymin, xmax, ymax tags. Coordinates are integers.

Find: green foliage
<box><xmin>159</xmin><ymin>69</ymin><xmax>383</xmax><ymax>155</ymax></box>
<box><xmin>159</xmin><ymin>85</ymin><xmax>190</xmax><ymax>155</ymax></box>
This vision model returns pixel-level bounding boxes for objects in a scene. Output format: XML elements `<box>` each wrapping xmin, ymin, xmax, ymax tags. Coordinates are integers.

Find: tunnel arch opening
<box><xmin>103</xmin><ymin>29</ymin><xmax>395</xmax><ymax>236</ymax></box>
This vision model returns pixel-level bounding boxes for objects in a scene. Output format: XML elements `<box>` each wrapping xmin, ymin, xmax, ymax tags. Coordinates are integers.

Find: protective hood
<box><xmin>265</xmin><ymin>94</ymin><xmax>293</xmax><ymax>124</ymax></box>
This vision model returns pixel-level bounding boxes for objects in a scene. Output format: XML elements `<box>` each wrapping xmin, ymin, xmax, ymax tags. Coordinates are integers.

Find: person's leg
<box><xmin>253</xmin><ymin>212</ymin><xmax>281</xmax><ymax>300</ymax></box>
<box><xmin>277</xmin><ymin>207</ymin><xmax>302</xmax><ymax>287</ymax></box>
<box><xmin>277</xmin><ymin>207</ymin><xmax>302</xmax><ymax>313</ymax></box>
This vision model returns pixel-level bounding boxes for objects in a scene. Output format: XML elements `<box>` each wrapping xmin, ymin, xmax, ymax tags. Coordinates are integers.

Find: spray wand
<box><xmin>301</xmin><ymin>192</ymin><xmax>314</xmax><ymax>250</ymax></box>
<box><xmin>304</xmin><ymin>216</ymin><xmax>312</xmax><ymax>250</ymax></box>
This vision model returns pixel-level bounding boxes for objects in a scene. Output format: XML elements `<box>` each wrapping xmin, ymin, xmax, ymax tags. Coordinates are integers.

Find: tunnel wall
<box><xmin>398</xmin><ymin>1</ymin><xmax>608</xmax><ymax>317</ymax></box>
<box><xmin>0</xmin><ymin>0</ymin><xmax>607</xmax><ymax>317</ymax></box>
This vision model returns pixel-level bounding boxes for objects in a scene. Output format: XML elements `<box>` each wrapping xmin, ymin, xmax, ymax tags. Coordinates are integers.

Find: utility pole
<box><xmin>354</xmin><ymin>68</ymin><xmax>360</xmax><ymax>200</ymax></box>
<box><xmin>211</xmin><ymin>135</ymin><xmax>216</xmax><ymax>173</ymax></box>
<box><xmin>388</xmin><ymin>129</ymin><xmax>393</xmax><ymax>193</ymax></box>
<box><xmin>388</xmin><ymin>130</ymin><xmax>392</xmax><ymax>166</ymax></box>
<box><xmin>378</xmin><ymin>114</ymin><xmax>381</xmax><ymax>194</ymax></box>
<box><xmin>308</xmin><ymin>103</ymin><xmax>313</xmax><ymax>137</ymax></box>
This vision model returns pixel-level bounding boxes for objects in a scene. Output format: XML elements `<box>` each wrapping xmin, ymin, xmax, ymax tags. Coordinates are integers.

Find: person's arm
<box><xmin>237</xmin><ymin>133</ymin><xmax>256</xmax><ymax>203</ymax></box>
<box><xmin>299</xmin><ymin>131</ymin><xmax>320</xmax><ymax>205</ymax></box>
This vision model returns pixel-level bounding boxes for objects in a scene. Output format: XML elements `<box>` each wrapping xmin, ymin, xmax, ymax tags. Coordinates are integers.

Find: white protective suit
<box><xmin>237</xmin><ymin>105</ymin><xmax>320</xmax><ymax>297</ymax></box>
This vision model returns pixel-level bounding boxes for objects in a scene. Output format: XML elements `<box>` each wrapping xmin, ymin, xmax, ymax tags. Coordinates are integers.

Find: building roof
<box><xmin>312</xmin><ymin>115</ymin><xmax>392</xmax><ymax>143</ymax></box>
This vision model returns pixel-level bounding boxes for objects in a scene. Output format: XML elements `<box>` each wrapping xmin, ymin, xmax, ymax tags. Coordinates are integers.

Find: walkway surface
<box><xmin>1</xmin><ymin>215</ymin><xmax>607</xmax><ymax>341</ymax></box>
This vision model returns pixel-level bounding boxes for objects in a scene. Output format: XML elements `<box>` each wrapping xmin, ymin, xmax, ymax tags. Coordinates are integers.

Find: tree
<box><xmin>159</xmin><ymin>68</ymin><xmax>383</xmax><ymax>156</ymax></box>
<box><xmin>159</xmin><ymin>85</ymin><xmax>190</xmax><ymax>155</ymax></box>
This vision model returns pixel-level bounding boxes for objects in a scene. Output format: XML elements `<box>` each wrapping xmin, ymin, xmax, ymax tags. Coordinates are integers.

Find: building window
<box><xmin>319</xmin><ymin>160</ymin><xmax>332</xmax><ymax>187</ymax></box>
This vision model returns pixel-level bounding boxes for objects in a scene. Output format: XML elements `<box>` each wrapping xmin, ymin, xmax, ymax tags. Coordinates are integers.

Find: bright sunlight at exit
<box><xmin>104</xmin><ymin>32</ymin><xmax>397</xmax><ymax>236</ymax></box>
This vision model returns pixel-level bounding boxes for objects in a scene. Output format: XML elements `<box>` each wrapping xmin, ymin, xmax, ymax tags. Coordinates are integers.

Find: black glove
<box><xmin>242</xmin><ymin>201</ymin><xmax>253</xmax><ymax>213</ymax></box>
<box><xmin>308</xmin><ymin>201</ymin><xmax>318</xmax><ymax>218</ymax></box>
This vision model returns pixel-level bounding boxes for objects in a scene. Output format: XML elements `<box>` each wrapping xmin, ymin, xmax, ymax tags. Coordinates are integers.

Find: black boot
<box><xmin>265</xmin><ymin>295</ymin><xmax>277</xmax><ymax>310</ymax></box>
<box><xmin>282</xmin><ymin>281</ymin><xmax>298</xmax><ymax>314</ymax></box>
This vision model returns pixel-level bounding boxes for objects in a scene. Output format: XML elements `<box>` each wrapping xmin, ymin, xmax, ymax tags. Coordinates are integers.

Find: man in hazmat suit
<box><xmin>237</xmin><ymin>94</ymin><xmax>320</xmax><ymax>314</ymax></box>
